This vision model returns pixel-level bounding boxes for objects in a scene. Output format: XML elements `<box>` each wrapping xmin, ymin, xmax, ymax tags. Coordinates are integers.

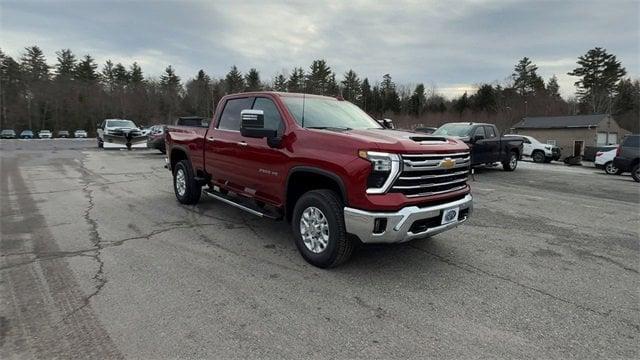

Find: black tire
<box><xmin>604</xmin><ymin>161</ymin><xmax>622</xmax><ymax>175</ymax></box>
<box><xmin>632</xmin><ymin>163</ymin><xmax>640</xmax><ymax>183</ymax></box>
<box><xmin>502</xmin><ymin>151</ymin><xmax>518</xmax><ymax>171</ymax></box>
<box><xmin>292</xmin><ymin>189</ymin><xmax>354</xmax><ymax>268</ymax></box>
<box><xmin>532</xmin><ymin>150</ymin><xmax>545</xmax><ymax>163</ymax></box>
<box><xmin>97</xmin><ymin>139</ymin><xmax>103</xmax><ymax>148</ymax></box>
<box><xmin>173</xmin><ymin>160</ymin><xmax>201</xmax><ymax>204</ymax></box>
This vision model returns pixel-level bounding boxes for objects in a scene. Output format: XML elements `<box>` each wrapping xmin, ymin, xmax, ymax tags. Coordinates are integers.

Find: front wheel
<box><xmin>292</xmin><ymin>190</ymin><xmax>354</xmax><ymax>268</ymax></box>
<box><xmin>604</xmin><ymin>161</ymin><xmax>622</xmax><ymax>175</ymax></box>
<box><xmin>502</xmin><ymin>152</ymin><xmax>518</xmax><ymax>171</ymax></box>
<box><xmin>632</xmin><ymin>164</ymin><xmax>640</xmax><ymax>183</ymax></box>
<box><xmin>532</xmin><ymin>151</ymin><xmax>545</xmax><ymax>163</ymax></box>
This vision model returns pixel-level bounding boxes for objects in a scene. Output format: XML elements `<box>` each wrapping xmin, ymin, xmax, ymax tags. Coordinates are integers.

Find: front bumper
<box><xmin>344</xmin><ymin>194</ymin><xmax>472</xmax><ymax>243</ymax></box>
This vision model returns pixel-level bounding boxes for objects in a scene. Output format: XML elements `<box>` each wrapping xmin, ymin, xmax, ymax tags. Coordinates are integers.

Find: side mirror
<box><xmin>240</xmin><ymin>109</ymin><xmax>280</xmax><ymax>146</ymax></box>
<box><xmin>472</xmin><ymin>134</ymin><xmax>485</xmax><ymax>143</ymax></box>
<box><xmin>378</xmin><ymin>118</ymin><xmax>395</xmax><ymax>129</ymax></box>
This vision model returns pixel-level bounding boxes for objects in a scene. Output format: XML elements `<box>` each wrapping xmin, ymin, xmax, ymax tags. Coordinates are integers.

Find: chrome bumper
<box><xmin>343</xmin><ymin>194</ymin><xmax>472</xmax><ymax>243</ymax></box>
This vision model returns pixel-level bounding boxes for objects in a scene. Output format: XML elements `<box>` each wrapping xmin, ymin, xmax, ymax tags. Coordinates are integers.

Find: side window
<box><xmin>252</xmin><ymin>97</ymin><xmax>284</xmax><ymax>132</ymax></box>
<box><xmin>473</xmin><ymin>126</ymin><xmax>486</xmax><ymax>138</ymax></box>
<box><xmin>623</xmin><ymin>135</ymin><xmax>640</xmax><ymax>147</ymax></box>
<box><xmin>218</xmin><ymin>97</ymin><xmax>254</xmax><ymax>131</ymax></box>
<box><xmin>484</xmin><ymin>126</ymin><xmax>496</xmax><ymax>138</ymax></box>
<box><xmin>522</xmin><ymin>137</ymin><xmax>531</xmax><ymax>144</ymax></box>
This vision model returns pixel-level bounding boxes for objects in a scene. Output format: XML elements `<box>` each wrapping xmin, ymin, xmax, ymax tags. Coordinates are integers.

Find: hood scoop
<box><xmin>409</xmin><ymin>136</ymin><xmax>449</xmax><ymax>144</ymax></box>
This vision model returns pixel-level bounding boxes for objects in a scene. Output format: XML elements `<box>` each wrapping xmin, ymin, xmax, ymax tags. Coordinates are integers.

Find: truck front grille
<box><xmin>391</xmin><ymin>152</ymin><xmax>470</xmax><ymax>198</ymax></box>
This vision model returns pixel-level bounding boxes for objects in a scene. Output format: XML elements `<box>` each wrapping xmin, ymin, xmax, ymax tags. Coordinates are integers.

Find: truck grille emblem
<box><xmin>439</xmin><ymin>158</ymin><xmax>456</xmax><ymax>169</ymax></box>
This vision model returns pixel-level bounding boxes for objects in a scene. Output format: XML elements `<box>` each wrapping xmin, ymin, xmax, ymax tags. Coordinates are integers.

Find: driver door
<box><xmin>471</xmin><ymin>126</ymin><xmax>488</xmax><ymax>164</ymax></box>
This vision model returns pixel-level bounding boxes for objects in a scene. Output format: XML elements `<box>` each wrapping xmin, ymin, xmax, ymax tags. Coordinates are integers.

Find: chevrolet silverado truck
<box><xmin>166</xmin><ymin>92</ymin><xmax>473</xmax><ymax>267</ymax></box>
<box><xmin>433</xmin><ymin>122</ymin><xmax>523</xmax><ymax>171</ymax></box>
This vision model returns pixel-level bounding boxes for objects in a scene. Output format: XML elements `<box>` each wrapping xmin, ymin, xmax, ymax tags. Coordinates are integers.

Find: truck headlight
<box><xmin>359</xmin><ymin>151</ymin><xmax>401</xmax><ymax>194</ymax></box>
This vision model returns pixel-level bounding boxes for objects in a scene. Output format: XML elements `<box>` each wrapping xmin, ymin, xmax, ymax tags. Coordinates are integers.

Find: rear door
<box><xmin>205</xmin><ymin>96</ymin><xmax>255</xmax><ymax>193</ymax></box>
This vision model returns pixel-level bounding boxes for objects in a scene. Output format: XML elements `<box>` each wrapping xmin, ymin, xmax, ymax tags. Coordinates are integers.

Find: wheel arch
<box><xmin>285</xmin><ymin>167</ymin><xmax>348</xmax><ymax>222</ymax></box>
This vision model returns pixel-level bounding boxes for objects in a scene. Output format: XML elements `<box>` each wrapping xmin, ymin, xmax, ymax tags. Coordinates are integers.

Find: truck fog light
<box><xmin>373</xmin><ymin>218</ymin><xmax>387</xmax><ymax>234</ymax></box>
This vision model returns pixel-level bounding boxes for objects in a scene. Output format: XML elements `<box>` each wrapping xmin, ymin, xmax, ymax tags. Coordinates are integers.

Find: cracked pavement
<box><xmin>0</xmin><ymin>139</ymin><xmax>639</xmax><ymax>359</ymax></box>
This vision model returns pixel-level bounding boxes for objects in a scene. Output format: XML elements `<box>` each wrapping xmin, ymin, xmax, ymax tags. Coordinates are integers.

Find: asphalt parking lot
<box><xmin>1</xmin><ymin>139</ymin><xmax>638</xmax><ymax>359</ymax></box>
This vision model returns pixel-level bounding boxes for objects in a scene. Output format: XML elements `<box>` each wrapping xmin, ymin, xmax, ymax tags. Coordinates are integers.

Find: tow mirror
<box><xmin>240</xmin><ymin>109</ymin><xmax>280</xmax><ymax>146</ymax></box>
<box><xmin>378</xmin><ymin>118</ymin><xmax>395</xmax><ymax>129</ymax></box>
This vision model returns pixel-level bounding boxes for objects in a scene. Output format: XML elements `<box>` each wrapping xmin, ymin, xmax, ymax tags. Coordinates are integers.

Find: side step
<box><xmin>202</xmin><ymin>188</ymin><xmax>282</xmax><ymax>220</ymax></box>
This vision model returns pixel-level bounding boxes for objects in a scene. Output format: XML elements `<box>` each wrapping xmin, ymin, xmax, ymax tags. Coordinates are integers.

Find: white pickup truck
<box><xmin>505</xmin><ymin>134</ymin><xmax>560</xmax><ymax>163</ymax></box>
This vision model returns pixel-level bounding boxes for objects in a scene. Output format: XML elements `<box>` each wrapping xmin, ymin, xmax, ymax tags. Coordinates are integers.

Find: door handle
<box><xmin>206</xmin><ymin>136</ymin><xmax>215</xmax><ymax>141</ymax></box>
<box><xmin>237</xmin><ymin>141</ymin><xmax>248</xmax><ymax>146</ymax></box>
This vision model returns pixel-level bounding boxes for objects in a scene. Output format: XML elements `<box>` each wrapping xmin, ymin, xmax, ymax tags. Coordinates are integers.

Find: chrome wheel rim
<box><xmin>605</xmin><ymin>162</ymin><xmax>618</xmax><ymax>174</ymax></box>
<box><xmin>175</xmin><ymin>168</ymin><xmax>186</xmax><ymax>196</ymax></box>
<box><xmin>300</xmin><ymin>206</ymin><xmax>329</xmax><ymax>253</ymax></box>
<box><xmin>510</xmin><ymin>155</ymin><xmax>517</xmax><ymax>168</ymax></box>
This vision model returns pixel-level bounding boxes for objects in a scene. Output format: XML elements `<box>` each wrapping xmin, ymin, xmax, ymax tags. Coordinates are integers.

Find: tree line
<box><xmin>1</xmin><ymin>46</ymin><xmax>637</xmax><ymax>135</ymax></box>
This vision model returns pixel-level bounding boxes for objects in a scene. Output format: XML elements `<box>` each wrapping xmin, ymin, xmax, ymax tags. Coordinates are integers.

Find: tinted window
<box><xmin>252</xmin><ymin>98</ymin><xmax>283</xmax><ymax>132</ymax></box>
<box><xmin>523</xmin><ymin>137</ymin><xmax>531</xmax><ymax>144</ymax></box>
<box><xmin>473</xmin><ymin>126</ymin><xmax>486</xmax><ymax>138</ymax></box>
<box><xmin>218</xmin><ymin>97</ymin><xmax>254</xmax><ymax>130</ymax></box>
<box><xmin>484</xmin><ymin>126</ymin><xmax>496</xmax><ymax>138</ymax></box>
<box><xmin>623</xmin><ymin>135</ymin><xmax>640</xmax><ymax>147</ymax></box>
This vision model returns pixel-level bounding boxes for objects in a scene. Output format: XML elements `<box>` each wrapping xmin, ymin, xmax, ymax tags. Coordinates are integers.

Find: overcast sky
<box><xmin>1</xmin><ymin>0</ymin><xmax>638</xmax><ymax>98</ymax></box>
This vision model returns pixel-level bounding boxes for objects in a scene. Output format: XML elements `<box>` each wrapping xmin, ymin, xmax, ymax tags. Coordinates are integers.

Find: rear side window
<box><xmin>252</xmin><ymin>98</ymin><xmax>284</xmax><ymax>132</ymax></box>
<box><xmin>484</xmin><ymin>126</ymin><xmax>496</xmax><ymax>138</ymax></box>
<box><xmin>218</xmin><ymin>97</ymin><xmax>254</xmax><ymax>131</ymax></box>
<box><xmin>623</xmin><ymin>135</ymin><xmax>639</xmax><ymax>147</ymax></box>
<box><xmin>473</xmin><ymin>126</ymin><xmax>486</xmax><ymax>138</ymax></box>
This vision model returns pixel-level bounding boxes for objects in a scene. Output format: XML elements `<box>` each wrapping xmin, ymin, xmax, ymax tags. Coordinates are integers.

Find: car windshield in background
<box><xmin>432</xmin><ymin>124</ymin><xmax>472</xmax><ymax>137</ymax></box>
<box><xmin>282</xmin><ymin>97</ymin><xmax>382</xmax><ymax>130</ymax></box>
<box><xmin>108</xmin><ymin>120</ymin><xmax>136</xmax><ymax>128</ymax></box>
<box><xmin>2</xmin><ymin>130</ymin><xmax>15</xmax><ymax>134</ymax></box>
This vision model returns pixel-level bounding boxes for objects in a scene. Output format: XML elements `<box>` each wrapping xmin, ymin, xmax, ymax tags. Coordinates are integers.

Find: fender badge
<box><xmin>439</xmin><ymin>158</ymin><xmax>456</xmax><ymax>169</ymax></box>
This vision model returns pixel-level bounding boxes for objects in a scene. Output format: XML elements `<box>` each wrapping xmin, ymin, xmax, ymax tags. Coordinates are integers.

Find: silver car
<box><xmin>74</xmin><ymin>130</ymin><xmax>88</xmax><ymax>138</ymax></box>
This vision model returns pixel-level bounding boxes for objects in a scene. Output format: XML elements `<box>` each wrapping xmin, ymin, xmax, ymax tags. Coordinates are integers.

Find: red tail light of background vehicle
<box><xmin>616</xmin><ymin>145</ymin><xmax>621</xmax><ymax>156</ymax></box>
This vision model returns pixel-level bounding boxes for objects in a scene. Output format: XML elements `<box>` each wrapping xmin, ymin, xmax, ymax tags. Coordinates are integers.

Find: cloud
<box><xmin>1</xmin><ymin>0</ymin><xmax>637</xmax><ymax>98</ymax></box>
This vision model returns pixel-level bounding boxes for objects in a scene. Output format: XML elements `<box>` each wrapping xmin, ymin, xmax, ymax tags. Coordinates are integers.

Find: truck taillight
<box><xmin>616</xmin><ymin>145</ymin><xmax>621</xmax><ymax>156</ymax></box>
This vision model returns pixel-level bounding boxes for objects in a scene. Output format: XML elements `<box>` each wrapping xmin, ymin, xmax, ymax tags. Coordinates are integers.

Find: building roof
<box><xmin>512</xmin><ymin>114</ymin><xmax>608</xmax><ymax>129</ymax></box>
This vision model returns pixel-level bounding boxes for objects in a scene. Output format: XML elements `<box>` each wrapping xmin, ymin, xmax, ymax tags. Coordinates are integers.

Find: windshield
<box><xmin>282</xmin><ymin>97</ymin><xmax>382</xmax><ymax>130</ymax></box>
<box><xmin>107</xmin><ymin>120</ymin><xmax>136</xmax><ymax>128</ymax></box>
<box><xmin>2</xmin><ymin>130</ymin><xmax>15</xmax><ymax>134</ymax></box>
<box><xmin>432</xmin><ymin>123</ymin><xmax>472</xmax><ymax>137</ymax></box>
<box><xmin>40</xmin><ymin>130</ymin><xmax>51</xmax><ymax>133</ymax></box>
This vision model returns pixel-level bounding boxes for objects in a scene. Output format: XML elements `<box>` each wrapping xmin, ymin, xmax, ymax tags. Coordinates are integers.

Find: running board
<box><xmin>202</xmin><ymin>188</ymin><xmax>281</xmax><ymax>220</ymax></box>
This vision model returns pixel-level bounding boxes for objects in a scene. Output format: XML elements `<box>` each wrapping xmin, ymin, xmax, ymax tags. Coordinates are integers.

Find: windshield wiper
<box><xmin>306</xmin><ymin>126</ymin><xmax>352</xmax><ymax>131</ymax></box>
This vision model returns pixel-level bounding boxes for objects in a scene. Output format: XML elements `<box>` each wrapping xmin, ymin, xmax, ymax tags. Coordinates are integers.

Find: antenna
<box><xmin>301</xmin><ymin>93</ymin><xmax>306</xmax><ymax>128</ymax></box>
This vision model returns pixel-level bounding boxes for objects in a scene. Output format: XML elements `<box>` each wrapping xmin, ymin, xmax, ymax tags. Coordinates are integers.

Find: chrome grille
<box><xmin>392</xmin><ymin>152</ymin><xmax>470</xmax><ymax>197</ymax></box>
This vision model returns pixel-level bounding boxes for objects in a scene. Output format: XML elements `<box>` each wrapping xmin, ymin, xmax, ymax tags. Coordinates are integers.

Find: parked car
<box><xmin>20</xmin><ymin>130</ymin><xmax>34</xmax><ymax>139</ymax></box>
<box><xmin>1</xmin><ymin>129</ymin><xmax>17</xmax><ymax>139</ymax></box>
<box><xmin>97</xmin><ymin>119</ymin><xmax>146</xmax><ymax>149</ymax></box>
<box><xmin>613</xmin><ymin>134</ymin><xmax>640</xmax><ymax>182</ymax></box>
<box><xmin>595</xmin><ymin>147</ymin><xmax>621</xmax><ymax>175</ymax></box>
<box><xmin>166</xmin><ymin>92</ymin><xmax>473</xmax><ymax>268</ymax></box>
<box><xmin>57</xmin><ymin>130</ymin><xmax>70</xmax><ymax>138</ymax></box>
<box><xmin>433</xmin><ymin>122</ymin><xmax>523</xmax><ymax>170</ymax></box>
<box><xmin>176</xmin><ymin>116</ymin><xmax>210</xmax><ymax>127</ymax></box>
<box><xmin>146</xmin><ymin>125</ymin><xmax>166</xmax><ymax>153</ymax></box>
<box><xmin>74</xmin><ymin>129</ymin><xmax>88</xmax><ymax>138</ymax></box>
<box><xmin>414</xmin><ymin>126</ymin><xmax>437</xmax><ymax>134</ymax></box>
<box><xmin>38</xmin><ymin>130</ymin><xmax>52</xmax><ymax>139</ymax></box>
<box><xmin>504</xmin><ymin>134</ymin><xmax>560</xmax><ymax>162</ymax></box>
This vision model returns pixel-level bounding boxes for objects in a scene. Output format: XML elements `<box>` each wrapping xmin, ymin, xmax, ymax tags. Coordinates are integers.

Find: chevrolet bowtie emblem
<box><xmin>439</xmin><ymin>158</ymin><xmax>456</xmax><ymax>169</ymax></box>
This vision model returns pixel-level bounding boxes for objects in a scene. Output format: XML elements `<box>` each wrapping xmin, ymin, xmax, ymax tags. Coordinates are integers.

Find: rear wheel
<box><xmin>173</xmin><ymin>160</ymin><xmax>201</xmax><ymax>204</ymax></box>
<box><xmin>604</xmin><ymin>161</ymin><xmax>622</xmax><ymax>175</ymax></box>
<box><xmin>502</xmin><ymin>151</ymin><xmax>518</xmax><ymax>171</ymax></box>
<box><xmin>532</xmin><ymin>151</ymin><xmax>545</xmax><ymax>163</ymax></box>
<box><xmin>632</xmin><ymin>164</ymin><xmax>640</xmax><ymax>183</ymax></box>
<box><xmin>292</xmin><ymin>189</ymin><xmax>354</xmax><ymax>268</ymax></box>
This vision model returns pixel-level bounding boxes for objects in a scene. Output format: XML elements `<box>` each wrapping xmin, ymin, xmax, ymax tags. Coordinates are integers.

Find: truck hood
<box><xmin>311</xmin><ymin>128</ymin><xmax>469</xmax><ymax>153</ymax></box>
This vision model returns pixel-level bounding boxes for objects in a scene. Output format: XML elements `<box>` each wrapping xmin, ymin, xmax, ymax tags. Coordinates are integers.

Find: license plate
<box><xmin>441</xmin><ymin>207</ymin><xmax>459</xmax><ymax>225</ymax></box>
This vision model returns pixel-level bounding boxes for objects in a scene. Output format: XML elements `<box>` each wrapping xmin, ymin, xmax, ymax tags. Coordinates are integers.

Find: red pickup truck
<box><xmin>166</xmin><ymin>92</ymin><xmax>473</xmax><ymax>267</ymax></box>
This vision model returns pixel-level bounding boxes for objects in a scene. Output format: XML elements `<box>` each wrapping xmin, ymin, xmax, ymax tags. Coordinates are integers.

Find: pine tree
<box><xmin>0</xmin><ymin>50</ymin><xmax>23</xmax><ymax>129</ymax></box>
<box><xmin>341</xmin><ymin>70</ymin><xmax>361</xmax><ymax>103</ymax></box>
<box><xmin>568</xmin><ymin>47</ymin><xmax>627</xmax><ymax>113</ymax></box>
<box><xmin>546</xmin><ymin>75</ymin><xmax>561</xmax><ymax>99</ymax></box>
<box><xmin>470</xmin><ymin>84</ymin><xmax>497</xmax><ymax>112</ymax></box>
<box><xmin>244</xmin><ymin>68</ymin><xmax>262</xmax><ymax>91</ymax></box>
<box><xmin>75</xmin><ymin>55</ymin><xmax>99</xmax><ymax>82</ymax></box>
<box><xmin>185</xmin><ymin>69</ymin><xmax>213</xmax><ymax>117</ymax></box>
<box><xmin>129</xmin><ymin>62</ymin><xmax>144</xmax><ymax>84</ymax></box>
<box><xmin>20</xmin><ymin>46</ymin><xmax>49</xmax><ymax>82</ymax></box>
<box><xmin>224</xmin><ymin>65</ymin><xmax>245</xmax><ymax>94</ymax></box>
<box><xmin>360</xmin><ymin>78</ymin><xmax>372</xmax><ymax>111</ymax></box>
<box><xmin>160</xmin><ymin>65</ymin><xmax>182</xmax><ymax>121</ymax></box>
<box><xmin>54</xmin><ymin>49</ymin><xmax>76</xmax><ymax>81</ymax></box>
<box><xmin>306</xmin><ymin>59</ymin><xmax>333</xmax><ymax>95</ymax></box>
<box><xmin>380</xmin><ymin>74</ymin><xmax>400</xmax><ymax>113</ymax></box>
<box><xmin>273</xmin><ymin>74</ymin><xmax>287</xmax><ymax>92</ymax></box>
<box><xmin>453</xmin><ymin>92</ymin><xmax>469</xmax><ymax>114</ymax></box>
<box><xmin>408</xmin><ymin>84</ymin><xmax>426</xmax><ymax>115</ymax></box>
<box><xmin>287</xmin><ymin>67</ymin><xmax>305</xmax><ymax>93</ymax></box>
<box><xmin>113</xmin><ymin>63</ymin><xmax>129</xmax><ymax>86</ymax></box>
<box><xmin>512</xmin><ymin>57</ymin><xmax>543</xmax><ymax>96</ymax></box>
